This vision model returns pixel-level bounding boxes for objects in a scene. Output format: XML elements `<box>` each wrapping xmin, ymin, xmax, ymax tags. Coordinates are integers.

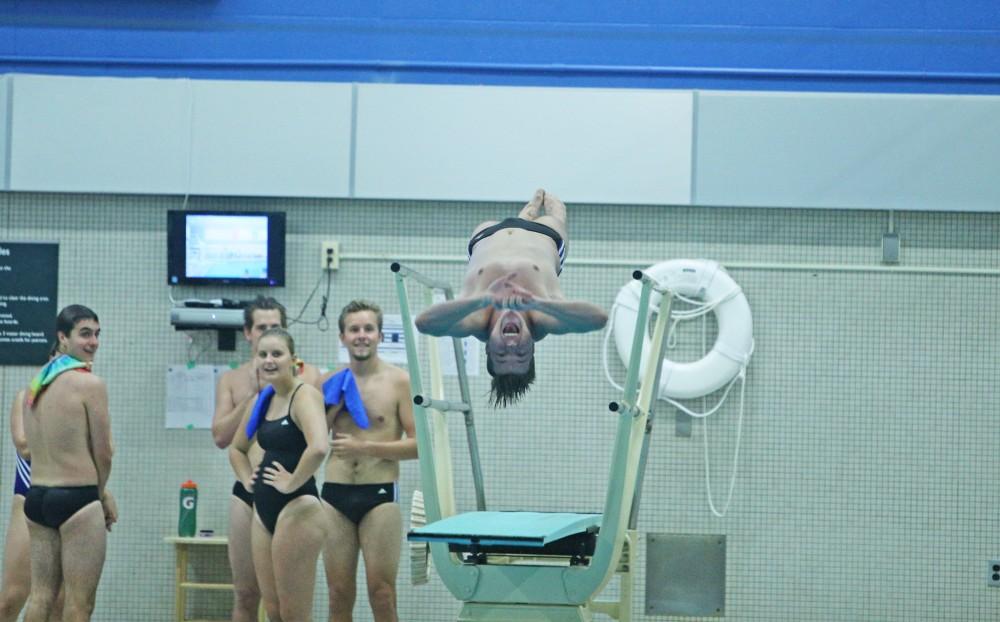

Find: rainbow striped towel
<box><xmin>27</xmin><ymin>354</ymin><xmax>90</xmax><ymax>407</ymax></box>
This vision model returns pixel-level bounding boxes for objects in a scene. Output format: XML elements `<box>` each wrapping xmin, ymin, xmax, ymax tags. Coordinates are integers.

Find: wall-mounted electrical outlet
<box><xmin>988</xmin><ymin>560</ymin><xmax>1000</xmax><ymax>587</ymax></box>
<box><xmin>321</xmin><ymin>240</ymin><xmax>340</xmax><ymax>271</ymax></box>
<box><xmin>881</xmin><ymin>232</ymin><xmax>900</xmax><ymax>264</ymax></box>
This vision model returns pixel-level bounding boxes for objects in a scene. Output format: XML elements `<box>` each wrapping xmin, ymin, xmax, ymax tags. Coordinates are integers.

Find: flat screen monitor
<box><xmin>167</xmin><ymin>211</ymin><xmax>285</xmax><ymax>286</ymax></box>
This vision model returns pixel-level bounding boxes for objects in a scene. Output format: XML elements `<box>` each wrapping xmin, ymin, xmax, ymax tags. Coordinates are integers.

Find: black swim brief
<box><xmin>23</xmin><ymin>485</ymin><xmax>100</xmax><ymax>530</ymax></box>
<box><xmin>321</xmin><ymin>482</ymin><xmax>398</xmax><ymax>525</ymax></box>
<box><xmin>467</xmin><ymin>217</ymin><xmax>566</xmax><ymax>275</ymax></box>
<box><xmin>231</xmin><ymin>480</ymin><xmax>253</xmax><ymax>508</ymax></box>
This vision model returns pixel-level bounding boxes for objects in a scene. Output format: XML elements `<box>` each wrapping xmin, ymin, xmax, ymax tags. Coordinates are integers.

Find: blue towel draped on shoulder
<box><xmin>322</xmin><ymin>368</ymin><xmax>369</xmax><ymax>429</ymax></box>
<box><xmin>245</xmin><ymin>384</ymin><xmax>276</xmax><ymax>439</ymax></box>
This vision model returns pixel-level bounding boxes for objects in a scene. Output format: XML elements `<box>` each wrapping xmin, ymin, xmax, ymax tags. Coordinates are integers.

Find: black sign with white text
<box><xmin>0</xmin><ymin>242</ymin><xmax>58</xmax><ymax>365</ymax></box>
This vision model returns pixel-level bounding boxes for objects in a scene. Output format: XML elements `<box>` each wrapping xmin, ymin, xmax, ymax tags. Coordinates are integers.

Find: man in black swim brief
<box><xmin>317</xmin><ymin>301</ymin><xmax>417</xmax><ymax>622</ymax></box>
<box><xmin>22</xmin><ymin>305</ymin><xmax>114</xmax><ymax>622</ymax></box>
<box><xmin>416</xmin><ymin>188</ymin><xmax>607</xmax><ymax>407</ymax></box>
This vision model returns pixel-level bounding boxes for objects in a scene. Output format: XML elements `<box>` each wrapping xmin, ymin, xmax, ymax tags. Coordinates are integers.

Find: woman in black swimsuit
<box><xmin>230</xmin><ymin>328</ymin><xmax>328</xmax><ymax>622</ymax></box>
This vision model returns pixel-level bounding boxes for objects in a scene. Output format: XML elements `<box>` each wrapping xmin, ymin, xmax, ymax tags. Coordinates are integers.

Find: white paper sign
<box><xmin>165</xmin><ymin>365</ymin><xmax>227</xmax><ymax>429</ymax></box>
<box><xmin>438</xmin><ymin>335</ymin><xmax>480</xmax><ymax>377</ymax></box>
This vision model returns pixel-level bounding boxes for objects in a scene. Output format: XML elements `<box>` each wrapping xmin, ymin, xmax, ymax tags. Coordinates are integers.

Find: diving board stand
<box><xmin>394</xmin><ymin>264</ymin><xmax>673</xmax><ymax>622</ymax></box>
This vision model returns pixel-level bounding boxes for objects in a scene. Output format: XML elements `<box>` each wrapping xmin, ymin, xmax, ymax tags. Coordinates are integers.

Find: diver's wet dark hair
<box><xmin>485</xmin><ymin>355</ymin><xmax>536</xmax><ymax>408</ymax></box>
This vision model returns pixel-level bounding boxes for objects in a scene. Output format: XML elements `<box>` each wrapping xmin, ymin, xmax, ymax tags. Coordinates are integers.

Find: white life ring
<box><xmin>613</xmin><ymin>259</ymin><xmax>753</xmax><ymax>400</ymax></box>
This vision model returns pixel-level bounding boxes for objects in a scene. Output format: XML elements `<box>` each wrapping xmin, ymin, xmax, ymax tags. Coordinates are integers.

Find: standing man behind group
<box><xmin>0</xmin><ymin>344</ymin><xmax>71</xmax><ymax>622</ymax></box>
<box><xmin>22</xmin><ymin>305</ymin><xmax>115</xmax><ymax>622</ymax></box>
<box><xmin>212</xmin><ymin>296</ymin><xmax>320</xmax><ymax>622</ymax></box>
<box><xmin>415</xmin><ymin>188</ymin><xmax>607</xmax><ymax>407</ymax></box>
<box><xmin>318</xmin><ymin>300</ymin><xmax>417</xmax><ymax>622</ymax></box>
<box><xmin>0</xmin><ymin>385</ymin><xmax>40</xmax><ymax>622</ymax></box>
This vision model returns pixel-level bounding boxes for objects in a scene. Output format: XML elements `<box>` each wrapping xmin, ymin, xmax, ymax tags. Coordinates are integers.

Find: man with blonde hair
<box><xmin>319</xmin><ymin>300</ymin><xmax>417</xmax><ymax>622</ymax></box>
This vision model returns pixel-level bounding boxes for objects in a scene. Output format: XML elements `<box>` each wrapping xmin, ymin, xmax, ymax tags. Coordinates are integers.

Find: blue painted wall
<box><xmin>2</xmin><ymin>2</ymin><xmax>1000</xmax><ymax>93</ymax></box>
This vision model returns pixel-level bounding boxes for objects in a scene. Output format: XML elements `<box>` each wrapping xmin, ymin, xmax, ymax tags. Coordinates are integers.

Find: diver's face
<box><xmin>487</xmin><ymin>310</ymin><xmax>534</xmax><ymax>374</ymax></box>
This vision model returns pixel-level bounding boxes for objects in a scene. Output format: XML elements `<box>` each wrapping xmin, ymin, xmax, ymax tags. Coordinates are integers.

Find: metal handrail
<box><xmin>392</xmin><ymin>262</ymin><xmax>487</xmax><ymax>512</ymax></box>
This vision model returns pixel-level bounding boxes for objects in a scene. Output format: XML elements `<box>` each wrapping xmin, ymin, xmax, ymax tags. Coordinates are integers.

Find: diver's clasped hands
<box><xmin>486</xmin><ymin>273</ymin><xmax>537</xmax><ymax>311</ymax></box>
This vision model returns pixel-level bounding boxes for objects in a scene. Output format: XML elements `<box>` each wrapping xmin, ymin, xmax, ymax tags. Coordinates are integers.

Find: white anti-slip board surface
<box><xmin>189</xmin><ymin>80</ymin><xmax>353</xmax><ymax>197</ymax></box>
<box><xmin>694</xmin><ymin>90</ymin><xmax>1000</xmax><ymax>212</ymax></box>
<box><xmin>354</xmin><ymin>83</ymin><xmax>693</xmax><ymax>205</ymax></box>
<box><xmin>9</xmin><ymin>74</ymin><xmax>191</xmax><ymax>194</ymax></box>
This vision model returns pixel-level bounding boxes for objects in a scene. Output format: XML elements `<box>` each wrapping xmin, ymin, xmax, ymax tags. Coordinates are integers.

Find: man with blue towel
<box><xmin>318</xmin><ymin>300</ymin><xmax>417</xmax><ymax>622</ymax></box>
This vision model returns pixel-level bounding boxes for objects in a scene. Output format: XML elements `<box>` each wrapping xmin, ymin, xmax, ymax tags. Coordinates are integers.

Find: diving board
<box><xmin>394</xmin><ymin>264</ymin><xmax>674</xmax><ymax>622</ymax></box>
<box><xmin>410</xmin><ymin>511</ymin><xmax>601</xmax><ymax>561</ymax></box>
<box><xmin>411</xmin><ymin>511</ymin><xmax>601</xmax><ymax>549</ymax></box>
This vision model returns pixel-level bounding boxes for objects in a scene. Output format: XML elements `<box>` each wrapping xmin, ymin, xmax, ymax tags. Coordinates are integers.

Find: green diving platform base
<box><xmin>411</xmin><ymin>513</ymin><xmax>609</xmax><ymax>621</ymax></box>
